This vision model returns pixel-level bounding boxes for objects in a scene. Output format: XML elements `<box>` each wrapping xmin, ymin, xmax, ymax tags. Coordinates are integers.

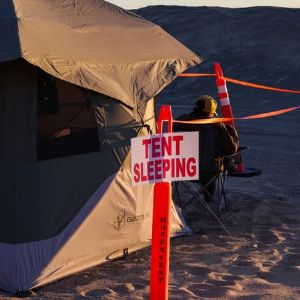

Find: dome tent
<box><xmin>0</xmin><ymin>0</ymin><xmax>201</xmax><ymax>293</ymax></box>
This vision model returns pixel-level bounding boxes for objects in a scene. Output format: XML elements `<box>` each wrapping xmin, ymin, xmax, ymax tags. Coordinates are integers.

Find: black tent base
<box><xmin>228</xmin><ymin>167</ymin><xmax>262</xmax><ymax>177</ymax></box>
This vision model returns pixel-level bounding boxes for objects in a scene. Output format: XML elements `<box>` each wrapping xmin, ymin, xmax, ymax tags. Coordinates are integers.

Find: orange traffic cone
<box><xmin>214</xmin><ymin>63</ymin><xmax>261</xmax><ymax>177</ymax></box>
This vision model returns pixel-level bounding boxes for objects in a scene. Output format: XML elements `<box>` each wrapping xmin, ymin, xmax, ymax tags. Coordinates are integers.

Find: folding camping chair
<box><xmin>172</xmin><ymin>154</ymin><xmax>232</xmax><ymax>236</ymax></box>
<box><xmin>174</xmin><ymin>154</ymin><xmax>229</xmax><ymax>213</ymax></box>
<box><xmin>173</xmin><ymin>146</ymin><xmax>251</xmax><ymax>213</ymax></box>
<box><xmin>173</xmin><ymin>146</ymin><xmax>262</xmax><ymax>236</ymax></box>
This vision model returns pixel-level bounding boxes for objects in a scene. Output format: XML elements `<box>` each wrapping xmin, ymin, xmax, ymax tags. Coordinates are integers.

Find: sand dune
<box><xmin>1</xmin><ymin>5</ymin><xmax>300</xmax><ymax>300</ymax></box>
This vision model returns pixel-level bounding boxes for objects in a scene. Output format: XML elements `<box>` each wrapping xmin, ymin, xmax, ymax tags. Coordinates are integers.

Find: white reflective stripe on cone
<box><xmin>219</xmin><ymin>97</ymin><xmax>230</xmax><ymax>106</ymax></box>
<box><xmin>217</xmin><ymin>85</ymin><xmax>227</xmax><ymax>94</ymax></box>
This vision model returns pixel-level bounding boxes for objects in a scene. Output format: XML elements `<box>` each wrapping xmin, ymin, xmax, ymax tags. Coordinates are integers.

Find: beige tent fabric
<box><xmin>4</xmin><ymin>0</ymin><xmax>201</xmax><ymax>108</ymax></box>
<box><xmin>0</xmin><ymin>1</ymin><xmax>201</xmax><ymax>292</ymax></box>
<box><xmin>0</xmin><ymin>169</ymin><xmax>189</xmax><ymax>292</ymax></box>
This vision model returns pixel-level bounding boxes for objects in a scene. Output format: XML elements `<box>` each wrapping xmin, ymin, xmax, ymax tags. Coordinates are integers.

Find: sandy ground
<box><xmin>1</xmin><ymin>5</ymin><xmax>300</xmax><ymax>300</ymax></box>
<box><xmin>2</xmin><ymin>170</ymin><xmax>299</xmax><ymax>299</ymax></box>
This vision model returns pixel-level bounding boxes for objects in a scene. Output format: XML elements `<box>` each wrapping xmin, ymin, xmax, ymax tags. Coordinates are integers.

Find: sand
<box><xmin>5</xmin><ymin>179</ymin><xmax>299</xmax><ymax>299</ymax></box>
<box><xmin>1</xmin><ymin>5</ymin><xmax>300</xmax><ymax>300</ymax></box>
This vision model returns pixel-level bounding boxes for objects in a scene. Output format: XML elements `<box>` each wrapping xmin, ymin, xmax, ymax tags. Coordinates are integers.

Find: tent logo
<box><xmin>114</xmin><ymin>210</ymin><xmax>126</xmax><ymax>231</ymax></box>
<box><xmin>114</xmin><ymin>211</ymin><xmax>149</xmax><ymax>230</ymax></box>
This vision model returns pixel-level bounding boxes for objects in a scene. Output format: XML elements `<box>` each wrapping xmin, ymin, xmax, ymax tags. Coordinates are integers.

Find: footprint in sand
<box><xmin>207</xmin><ymin>274</ymin><xmax>243</xmax><ymax>287</ymax></box>
<box><xmin>187</xmin><ymin>282</ymin><xmax>228</xmax><ymax>298</ymax></box>
<box><xmin>83</xmin><ymin>288</ymin><xmax>117</xmax><ymax>298</ymax></box>
<box><xmin>229</xmin><ymin>255</ymin><xmax>258</xmax><ymax>276</ymax></box>
<box><xmin>114</xmin><ymin>283</ymin><xmax>146</xmax><ymax>294</ymax></box>
<box><xmin>185</xmin><ymin>265</ymin><xmax>211</xmax><ymax>276</ymax></box>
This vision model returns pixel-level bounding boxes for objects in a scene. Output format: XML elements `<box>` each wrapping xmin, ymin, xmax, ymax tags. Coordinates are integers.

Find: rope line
<box><xmin>174</xmin><ymin>106</ymin><xmax>300</xmax><ymax>125</ymax></box>
<box><xmin>178</xmin><ymin>73</ymin><xmax>300</xmax><ymax>95</ymax></box>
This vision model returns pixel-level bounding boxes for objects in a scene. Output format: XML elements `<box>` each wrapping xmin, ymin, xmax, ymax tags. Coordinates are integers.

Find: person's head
<box><xmin>193</xmin><ymin>95</ymin><xmax>217</xmax><ymax>118</ymax></box>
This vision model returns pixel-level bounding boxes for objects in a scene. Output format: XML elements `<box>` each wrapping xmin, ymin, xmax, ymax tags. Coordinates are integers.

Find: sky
<box><xmin>108</xmin><ymin>0</ymin><xmax>300</xmax><ymax>9</ymax></box>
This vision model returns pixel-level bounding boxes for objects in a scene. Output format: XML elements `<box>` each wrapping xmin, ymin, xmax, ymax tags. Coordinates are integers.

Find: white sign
<box><xmin>131</xmin><ymin>132</ymin><xmax>199</xmax><ymax>186</ymax></box>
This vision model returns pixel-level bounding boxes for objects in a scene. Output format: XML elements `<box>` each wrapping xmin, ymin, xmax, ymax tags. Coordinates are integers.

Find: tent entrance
<box><xmin>37</xmin><ymin>70</ymin><xmax>99</xmax><ymax>160</ymax></box>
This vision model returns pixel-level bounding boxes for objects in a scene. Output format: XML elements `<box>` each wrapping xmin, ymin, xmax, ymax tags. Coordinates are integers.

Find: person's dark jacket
<box><xmin>173</xmin><ymin>111</ymin><xmax>239</xmax><ymax>179</ymax></box>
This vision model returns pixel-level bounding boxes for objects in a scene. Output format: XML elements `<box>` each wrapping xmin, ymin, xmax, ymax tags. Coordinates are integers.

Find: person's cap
<box><xmin>194</xmin><ymin>95</ymin><xmax>217</xmax><ymax>114</ymax></box>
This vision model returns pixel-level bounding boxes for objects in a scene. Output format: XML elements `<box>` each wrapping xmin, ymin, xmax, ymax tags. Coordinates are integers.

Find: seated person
<box><xmin>173</xmin><ymin>95</ymin><xmax>239</xmax><ymax>202</ymax></box>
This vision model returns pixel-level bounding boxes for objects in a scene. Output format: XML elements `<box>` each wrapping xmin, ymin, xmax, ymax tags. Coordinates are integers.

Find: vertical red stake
<box><xmin>214</xmin><ymin>63</ymin><xmax>245</xmax><ymax>172</ymax></box>
<box><xmin>149</xmin><ymin>105</ymin><xmax>173</xmax><ymax>300</ymax></box>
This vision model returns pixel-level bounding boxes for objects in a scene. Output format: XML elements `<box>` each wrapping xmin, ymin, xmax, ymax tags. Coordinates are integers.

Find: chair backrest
<box><xmin>173</xmin><ymin>120</ymin><xmax>223</xmax><ymax>178</ymax></box>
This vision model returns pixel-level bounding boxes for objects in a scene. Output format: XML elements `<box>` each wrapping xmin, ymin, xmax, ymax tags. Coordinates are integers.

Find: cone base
<box><xmin>228</xmin><ymin>167</ymin><xmax>262</xmax><ymax>177</ymax></box>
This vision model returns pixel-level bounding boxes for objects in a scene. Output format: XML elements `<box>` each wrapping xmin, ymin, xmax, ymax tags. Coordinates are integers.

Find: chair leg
<box><xmin>201</xmin><ymin>176</ymin><xmax>218</xmax><ymax>204</ymax></box>
<box><xmin>187</xmin><ymin>184</ymin><xmax>231</xmax><ymax>236</ymax></box>
<box><xmin>175</xmin><ymin>174</ymin><xmax>228</xmax><ymax>213</ymax></box>
<box><xmin>173</xmin><ymin>181</ymin><xmax>197</xmax><ymax>209</ymax></box>
<box><xmin>219</xmin><ymin>173</ymin><xmax>228</xmax><ymax>212</ymax></box>
<box><xmin>173</xmin><ymin>181</ymin><xmax>182</xmax><ymax>207</ymax></box>
<box><xmin>171</xmin><ymin>180</ymin><xmax>231</xmax><ymax>235</ymax></box>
